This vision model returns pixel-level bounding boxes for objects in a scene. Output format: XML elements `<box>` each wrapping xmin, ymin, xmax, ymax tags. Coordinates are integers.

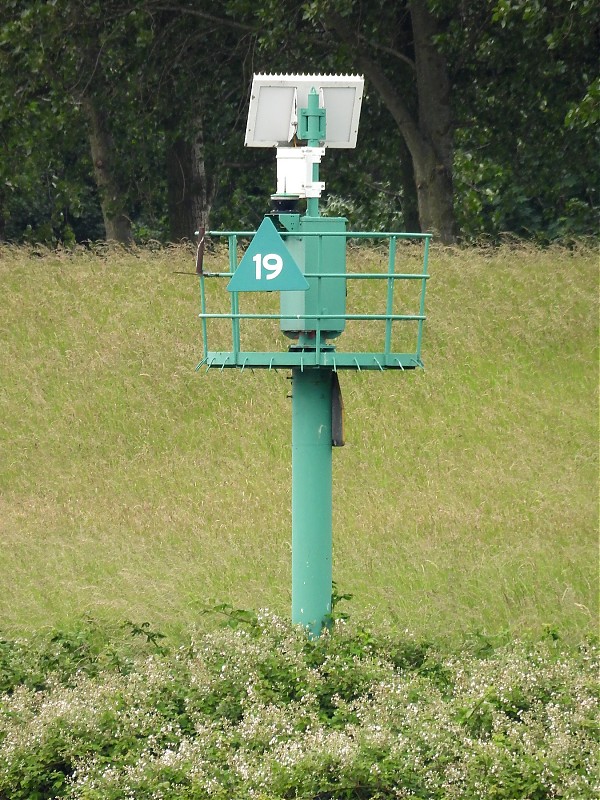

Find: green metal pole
<box><xmin>291</xmin><ymin>87</ymin><xmax>333</xmax><ymax>636</ymax></box>
<box><xmin>305</xmin><ymin>87</ymin><xmax>323</xmax><ymax>218</ymax></box>
<box><xmin>291</xmin><ymin>367</ymin><xmax>333</xmax><ymax>636</ymax></box>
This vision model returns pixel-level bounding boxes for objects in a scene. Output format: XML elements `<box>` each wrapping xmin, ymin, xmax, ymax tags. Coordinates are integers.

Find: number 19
<box><xmin>253</xmin><ymin>253</ymin><xmax>283</xmax><ymax>281</ymax></box>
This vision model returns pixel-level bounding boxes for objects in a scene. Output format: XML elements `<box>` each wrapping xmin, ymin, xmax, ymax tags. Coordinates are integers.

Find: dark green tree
<box><xmin>127</xmin><ymin>3</ymin><xmax>257</xmax><ymax>239</ymax></box>
<box><xmin>0</xmin><ymin>1</ymin><xmax>106</xmax><ymax>243</ymax></box>
<box><xmin>0</xmin><ymin>0</ymin><xmax>142</xmax><ymax>243</ymax></box>
<box><xmin>436</xmin><ymin>0</ymin><xmax>600</xmax><ymax>240</ymax></box>
<box><xmin>228</xmin><ymin>0</ymin><xmax>457</xmax><ymax>240</ymax></box>
<box><xmin>1</xmin><ymin>0</ymin><xmax>597</xmax><ymax>243</ymax></box>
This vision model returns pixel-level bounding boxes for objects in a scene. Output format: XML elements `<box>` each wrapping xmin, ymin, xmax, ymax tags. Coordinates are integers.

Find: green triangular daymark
<box><xmin>227</xmin><ymin>217</ymin><xmax>309</xmax><ymax>292</ymax></box>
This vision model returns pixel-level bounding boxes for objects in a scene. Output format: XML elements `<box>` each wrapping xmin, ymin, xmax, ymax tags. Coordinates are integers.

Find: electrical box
<box><xmin>279</xmin><ymin>215</ymin><xmax>347</xmax><ymax>341</ymax></box>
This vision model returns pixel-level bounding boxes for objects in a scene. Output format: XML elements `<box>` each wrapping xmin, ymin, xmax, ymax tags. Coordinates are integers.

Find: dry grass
<box><xmin>0</xmin><ymin>241</ymin><xmax>597</xmax><ymax>641</ymax></box>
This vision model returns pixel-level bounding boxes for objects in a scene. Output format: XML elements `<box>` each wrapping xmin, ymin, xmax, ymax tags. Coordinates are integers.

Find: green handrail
<box><xmin>198</xmin><ymin>229</ymin><xmax>431</xmax><ymax>371</ymax></box>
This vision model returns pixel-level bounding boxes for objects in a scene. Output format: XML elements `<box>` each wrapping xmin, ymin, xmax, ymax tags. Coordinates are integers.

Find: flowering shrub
<box><xmin>0</xmin><ymin>614</ymin><xmax>597</xmax><ymax>799</ymax></box>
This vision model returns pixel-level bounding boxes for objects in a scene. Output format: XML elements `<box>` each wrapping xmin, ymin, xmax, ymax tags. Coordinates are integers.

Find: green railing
<box><xmin>197</xmin><ymin>229</ymin><xmax>431</xmax><ymax>371</ymax></box>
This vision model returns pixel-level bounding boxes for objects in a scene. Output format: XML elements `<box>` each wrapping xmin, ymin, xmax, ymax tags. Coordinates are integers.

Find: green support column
<box><xmin>290</xmin><ymin>88</ymin><xmax>334</xmax><ymax>636</ymax></box>
<box><xmin>301</xmin><ymin>87</ymin><xmax>325</xmax><ymax>218</ymax></box>
<box><xmin>291</xmin><ymin>367</ymin><xmax>333</xmax><ymax>636</ymax></box>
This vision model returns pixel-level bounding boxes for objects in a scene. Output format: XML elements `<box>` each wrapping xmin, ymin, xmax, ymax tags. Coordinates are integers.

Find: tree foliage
<box><xmin>0</xmin><ymin>0</ymin><xmax>597</xmax><ymax>244</ymax></box>
<box><xmin>0</xmin><ymin>0</ymin><xmax>103</xmax><ymax>242</ymax></box>
<box><xmin>439</xmin><ymin>0</ymin><xmax>600</xmax><ymax>240</ymax></box>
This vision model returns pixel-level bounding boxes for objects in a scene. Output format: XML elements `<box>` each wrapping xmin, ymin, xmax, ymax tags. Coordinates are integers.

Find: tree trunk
<box><xmin>166</xmin><ymin>114</ymin><xmax>212</xmax><ymax>241</ymax></box>
<box><xmin>410</xmin><ymin>0</ymin><xmax>456</xmax><ymax>243</ymax></box>
<box><xmin>82</xmin><ymin>97</ymin><xmax>133</xmax><ymax>245</ymax></box>
<box><xmin>412</xmin><ymin>147</ymin><xmax>455</xmax><ymax>242</ymax></box>
<box><xmin>398</xmin><ymin>137</ymin><xmax>420</xmax><ymax>232</ymax></box>
<box><xmin>0</xmin><ymin>194</ymin><xmax>5</xmax><ymax>240</ymax></box>
<box><xmin>328</xmin><ymin>2</ymin><xmax>456</xmax><ymax>243</ymax></box>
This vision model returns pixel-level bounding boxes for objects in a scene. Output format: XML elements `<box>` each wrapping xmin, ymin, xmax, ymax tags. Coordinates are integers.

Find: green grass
<box><xmin>0</xmin><ymin>242</ymin><xmax>597</xmax><ymax>642</ymax></box>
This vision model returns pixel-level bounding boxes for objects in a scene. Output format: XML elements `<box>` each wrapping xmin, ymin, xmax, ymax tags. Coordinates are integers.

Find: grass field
<box><xmin>0</xmin><ymin>241</ymin><xmax>597</xmax><ymax>643</ymax></box>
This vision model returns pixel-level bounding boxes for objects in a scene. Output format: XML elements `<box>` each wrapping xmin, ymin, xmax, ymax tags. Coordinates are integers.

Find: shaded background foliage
<box><xmin>0</xmin><ymin>0</ymin><xmax>598</xmax><ymax>244</ymax></box>
<box><xmin>440</xmin><ymin>0</ymin><xmax>600</xmax><ymax>240</ymax></box>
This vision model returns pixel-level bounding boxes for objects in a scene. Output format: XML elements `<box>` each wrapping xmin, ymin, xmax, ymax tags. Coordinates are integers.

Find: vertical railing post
<box><xmin>199</xmin><ymin>274</ymin><xmax>208</xmax><ymax>362</ymax></box>
<box><xmin>416</xmin><ymin>236</ymin><xmax>430</xmax><ymax>361</ymax></box>
<box><xmin>384</xmin><ymin>235</ymin><xmax>397</xmax><ymax>357</ymax></box>
<box><xmin>229</xmin><ymin>235</ymin><xmax>241</xmax><ymax>359</ymax></box>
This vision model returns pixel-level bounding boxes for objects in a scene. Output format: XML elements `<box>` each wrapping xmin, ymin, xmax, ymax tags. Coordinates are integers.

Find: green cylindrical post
<box><xmin>291</xmin><ymin>367</ymin><xmax>333</xmax><ymax>636</ymax></box>
<box><xmin>305</xmin><ymin>87</ymin><xmax>324</xmax><ymax>218</ymax></box>
<box><xmin>290</xmin><ymin>88</ymin><xmax>332</xmax><ymax>635</ymax></box>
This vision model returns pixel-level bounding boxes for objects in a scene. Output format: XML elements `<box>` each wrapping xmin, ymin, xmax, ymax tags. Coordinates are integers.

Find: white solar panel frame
<box><xmin>245</xmin><ymin>74</ymin><xmax>364</xmax><ymax>149</ymax></box>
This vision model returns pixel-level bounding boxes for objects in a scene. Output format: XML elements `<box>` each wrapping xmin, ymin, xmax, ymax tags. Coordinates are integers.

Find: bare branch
<box><xmin>149</xmin><ymin>4</ymin><xmax>256</xmax><ymax>33</ymax></box>
<box><xmin>357</xmin><ymin>34</ymin><xmax>415</xmax><ymax>70</ymax></box>
<box><xmin>323</xmin><ymin>9</ymin><xmax>425</xmax><ymax>161</ymax></box>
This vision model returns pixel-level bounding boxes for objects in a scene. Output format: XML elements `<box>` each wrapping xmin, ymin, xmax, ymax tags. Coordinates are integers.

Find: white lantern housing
<box><xmin>275</xmin><ymin>147</ymin><xmax>325</xmax><ymax>198</ymax></box>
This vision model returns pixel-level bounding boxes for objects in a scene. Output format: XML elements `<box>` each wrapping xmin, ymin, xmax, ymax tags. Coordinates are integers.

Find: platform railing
<box><xmin>197</xmin><ymin>229</ymin><xmax>431</xmax><ymax>371</ymax></box>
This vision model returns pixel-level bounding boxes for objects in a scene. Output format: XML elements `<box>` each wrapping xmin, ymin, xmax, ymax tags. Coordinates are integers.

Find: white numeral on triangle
<box><xmin>253</xmin><ymin>253</ymin><xmax>283</xmax><ymax>281</ymax></box>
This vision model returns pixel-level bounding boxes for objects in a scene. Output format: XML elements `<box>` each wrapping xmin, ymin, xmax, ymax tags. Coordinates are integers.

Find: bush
<box><xmin>0</xmin><ymin>615</ymin><xmax>598</xmax><ymax>799</ymax></box>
